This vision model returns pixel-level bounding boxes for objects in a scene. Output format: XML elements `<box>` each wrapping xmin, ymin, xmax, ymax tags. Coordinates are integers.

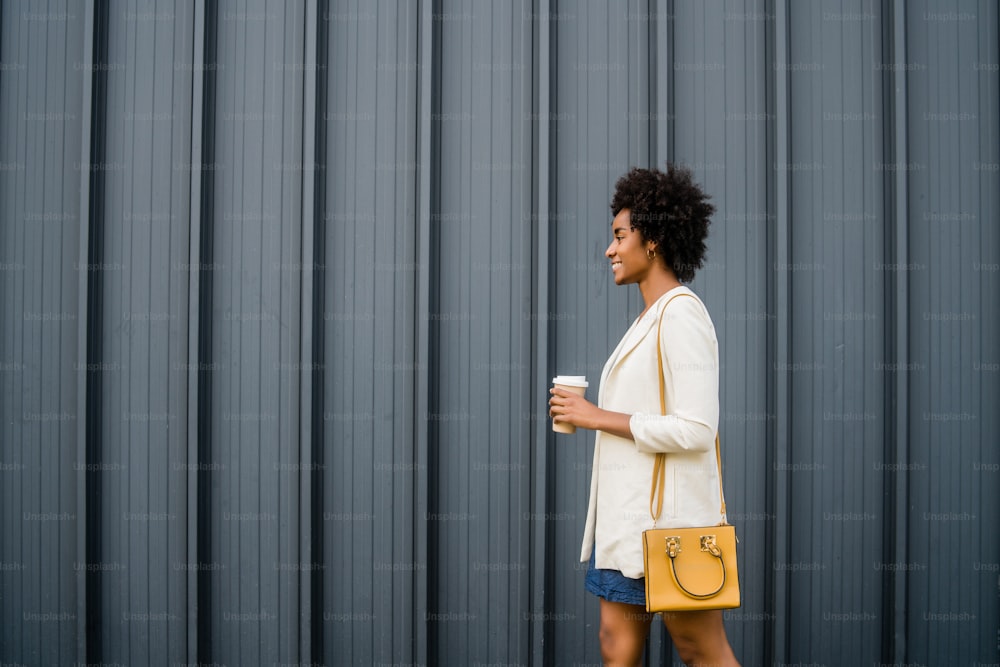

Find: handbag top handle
<box><xmin>648</xmin><ymin>293</ymin><xmax>727</xmax><ymax>525</ymax></box>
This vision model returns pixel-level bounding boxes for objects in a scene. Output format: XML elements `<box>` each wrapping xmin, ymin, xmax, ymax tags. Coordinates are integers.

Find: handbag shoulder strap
<box><xmin>648</xmin><ymin>293</ymin><xmax>726</xmax><ymax>524</ymax></box>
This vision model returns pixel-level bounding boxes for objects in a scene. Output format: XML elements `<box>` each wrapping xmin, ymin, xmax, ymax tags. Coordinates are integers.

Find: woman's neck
<box><xmin>637</xmin><ymin>271</ymin><xmax>683</xmax><ymax>316</ymax></box>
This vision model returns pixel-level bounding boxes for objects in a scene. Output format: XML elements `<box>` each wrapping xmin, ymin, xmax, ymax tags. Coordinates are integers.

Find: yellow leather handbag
<box><xmin>641</xmin><ymin>295</ymin><xmax>741</xmax><ymax>613</ymax></box>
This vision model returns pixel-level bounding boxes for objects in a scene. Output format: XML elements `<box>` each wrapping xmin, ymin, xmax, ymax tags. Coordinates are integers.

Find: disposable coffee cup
<box><xmin>552</xmin><ymin>375</ymin><xmax>589</xmax><ymax>434</ymax></box>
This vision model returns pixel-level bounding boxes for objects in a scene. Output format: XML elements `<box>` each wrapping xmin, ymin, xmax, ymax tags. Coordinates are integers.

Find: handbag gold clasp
<box><xmin>700</xmin><ymin>535</ymin><xmax>722</xmax><ymax>557</ymax></box>
<box><xmin>665</xmin><ymin>536</ymin><xmax>681</xmax><ymax>558</ymax></box>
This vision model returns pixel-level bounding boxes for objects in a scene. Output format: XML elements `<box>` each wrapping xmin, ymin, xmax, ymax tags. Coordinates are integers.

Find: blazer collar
<box><xmin>603</xmin><ymin>286</ymin><xmax>692</xmax><ymax>379</ymax></box>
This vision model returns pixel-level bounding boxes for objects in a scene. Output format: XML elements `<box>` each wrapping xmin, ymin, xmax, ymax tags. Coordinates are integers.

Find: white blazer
<box><xmin>580</xmin><ymin>285</ymin><xmax>725</xmax><ymax>579</ymax></box>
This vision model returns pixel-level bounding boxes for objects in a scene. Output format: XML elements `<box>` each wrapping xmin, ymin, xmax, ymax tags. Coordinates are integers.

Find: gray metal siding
<box><xmin>668</xmin><ymin>1</ymin><xmax>772</xmax><ymax>662</ymax></box>
<box><xmin>785</xmin><ymin>1</ymin><xmax>887</xmax><ymax>662</ymax></box>
<box><xmin>0</xmin><ymin>2</ymin><xmax>84</xmax><ymax>665</ymax></box>
<box><xmin>905</xmin><ymin>1</ymin><xmax>1000</xmax><ymax>662</ymax></box>
<box><xmin>208</xmin><ymin>1</ymin><xmax>305</xmax><ymax>664</ymax></box>
<box><xmin>95</xmin><ymin>2</ymin><xmax>195</xmax><ymax>664</ymax></box>
<box><xmin>430</xmin><ymin>1</ymin><xmax>534</xmax><ymax>664</ymax></box>
<box><xmin>321</xmin><ymin>1</ymin><xmax>423</xmax><ymax>663</ymax></box>
<box><xmin>549</xmin><ymin>2</ymin><xmax>651</xmax><ymax>660</ymax></box>
<box><xmin>0</xmin><ymin>1</ymin><xmax>997</xmax><ymax>665</ymax></box>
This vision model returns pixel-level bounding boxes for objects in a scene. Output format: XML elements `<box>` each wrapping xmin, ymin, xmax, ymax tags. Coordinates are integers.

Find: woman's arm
<box><xmin>548</xmin><ymin>388</ymin><xmax>634</xmax><ymax>440</ymax></box>
<box><xmin>629</xmin><ymin>296</ymin><xmax>719</xmax><ymax>454</ymax></box>
<box><xmin>548</xmin><ymin>297</ymin><xmax>719</xmax><ymax>447</ymax></box>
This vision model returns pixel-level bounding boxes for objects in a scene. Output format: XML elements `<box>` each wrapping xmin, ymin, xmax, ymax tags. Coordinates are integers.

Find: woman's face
<box><xmin>605</xmin><ymin>209</ymin><xmax>654</xmax><ymax>286</ymax></box>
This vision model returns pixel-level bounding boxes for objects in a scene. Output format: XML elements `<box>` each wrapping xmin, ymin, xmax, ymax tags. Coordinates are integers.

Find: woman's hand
<box><xmin>548</xmin><ymin>387</ymin><xmax>604</xmax><ymax>431</ymax></box>
<box><xmin>548</xmin><ymin>388</ymin><xmax>635</xmax><ymax>439</ymax></box>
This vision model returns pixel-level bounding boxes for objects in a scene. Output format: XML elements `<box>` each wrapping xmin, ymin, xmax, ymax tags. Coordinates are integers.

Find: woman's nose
<box><xmin>605</xmin><ymin>241</ymin><xmax>615</xmax><ymax>257</ymax></box>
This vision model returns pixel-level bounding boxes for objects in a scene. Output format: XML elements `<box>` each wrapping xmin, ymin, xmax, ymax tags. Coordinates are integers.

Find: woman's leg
<box><xmin>662</xmin><ymin>609</ymin><xmax>740</xmax><ymax>667</ymax></box>
<box><xmin>597</xmin><ymin>599</ymin><xmax>652</xmax><ymax>666</ymax></box>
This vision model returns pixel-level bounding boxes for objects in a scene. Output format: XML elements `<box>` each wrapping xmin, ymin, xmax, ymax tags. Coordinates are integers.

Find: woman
<box><xmin>549</xmin><ymin>165</ymin><xmax>739</xmax><ymax>667</ymax></box>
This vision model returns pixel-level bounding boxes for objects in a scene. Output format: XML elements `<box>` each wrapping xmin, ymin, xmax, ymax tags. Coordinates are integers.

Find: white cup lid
<box><xmin>553</xmin><ymin>375</ymin><xmax>588</xmax><ymax>387</ymax></box>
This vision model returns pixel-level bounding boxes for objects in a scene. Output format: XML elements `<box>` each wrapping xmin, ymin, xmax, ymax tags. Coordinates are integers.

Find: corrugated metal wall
<box><xmin>1</xmin><ymin>1</ymin><xmax>85</xmax><ymax>664</ymax></box>
<box><xmin>1</xmin><ymin>1</ymin><xmax>997</xmax><ymax>665</ymax></box>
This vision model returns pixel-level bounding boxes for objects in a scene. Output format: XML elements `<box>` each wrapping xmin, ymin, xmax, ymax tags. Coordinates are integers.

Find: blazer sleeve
<box><xmin>629</xmin><ymin>295</ymin><xmax>719</xmax><ymax>454</ymax></box>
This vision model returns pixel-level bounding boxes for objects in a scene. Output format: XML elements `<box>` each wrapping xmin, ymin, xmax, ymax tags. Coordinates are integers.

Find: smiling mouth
<box><xmin>611</xmin><ymin>261</ymin><xmax>622</xmax><ymax>270</ymax></box>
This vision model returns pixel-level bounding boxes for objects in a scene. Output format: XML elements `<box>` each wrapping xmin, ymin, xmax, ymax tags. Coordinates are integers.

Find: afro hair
<box><xmin>610</xmin><ymin>164</ymin><xmax>715</xmax><ymax>283</ymax></box>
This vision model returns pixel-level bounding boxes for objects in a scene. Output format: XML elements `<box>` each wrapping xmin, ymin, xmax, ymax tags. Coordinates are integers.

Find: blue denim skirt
<box><xmin>584</xmin><ymin>547</ymin><xmax>647</xmax><ymax>606</ymax></box>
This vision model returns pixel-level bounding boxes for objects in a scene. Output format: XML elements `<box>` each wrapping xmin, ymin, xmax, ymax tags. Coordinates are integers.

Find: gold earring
<box><xmin>647</xmin><ymin>248</ymin><xmax>656</xmax><ymax>260</ymax></box>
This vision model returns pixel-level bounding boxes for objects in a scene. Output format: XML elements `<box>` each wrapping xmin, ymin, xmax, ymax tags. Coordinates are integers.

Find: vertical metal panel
<box><xmin>92</xmin><ymin>2</ymin><xmax>195</xmax><ymax>663</ymax></box>
<box><xmin>208</xmin><ymin>1</ymin><xmax>304</xmax><ymax>663</ymax></box>
<box><xmin>160</xmin><ymin>3</ymin><xmax>197</xmax><ymax>659</ymax></box>
<box><xmin>668</xmin><ymin>1</ymin><xmax>771</xmax><ymax>663</ymax></box>
<box><xmin>299</xmin><ymin>0</ymin><xmax>321</xmax><ymax>663</ymax></box>
<box><xmin>320</xmin><ymin>0</ymin><xmax>422</xmax><ymax>663</ymax></box>
<box><xmin>415</xmin><ymin>1</ymin><xmax>438</xmax><ymax>663</ymax></box>
<box><xmin>185</xmin><ymin>1</ymin><xmax>209</xmax><ymax>662</ymax></box>
<box><xmin>650</xmin><ymin>0</ymin><xmax>674</xmax><ymax>165</ymax></box>
<box><xmin>905</xmin><ymin>1</ymin><xmax>1000</xmax><ymax>664</ymax></box>
<box><xmin>0</xmin><ymin>2</ymin><xmax>85</xmax><ymax>664</ymax></box>
<box><xmin>79</xmin><ymin>0</ymin><xmax>104</xmax><ymax>662</ymax></box>
<box><xmin>885</xmin><ymin>0</ymin><xmax>910</xmax><ymax>661</ymax></box>
<box><xmin>528</xmin><ymin>0</ymin><xmax>553</xmax><ymax>664</ymax></box>
<box><xmin>785</xmin><ymin>1</ymin><xmax>887</xmax><ymax>663</ymax></box>
<box><xmin>274</xmin><ymin>7</ymin><xmax>306</xmax><ymax>662</ymax></box>
<box><xmin>768</xmin><ymin>2</ymin><xmax>794</xmax><ymax>663</ymax></box>
<box><xmin>549</xmin><ymin>1</ymin><xmax>650</xmax><ymax>663</ymax></box>
<box><xmin>194</xmin><ymin>1</ymin><xmax>219</xmax><ymax>662</ymax></box>
<box><xmin>430</xmin><ymin>0</ymin><xmax>534</xmax><ymax>663</ymax></box>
